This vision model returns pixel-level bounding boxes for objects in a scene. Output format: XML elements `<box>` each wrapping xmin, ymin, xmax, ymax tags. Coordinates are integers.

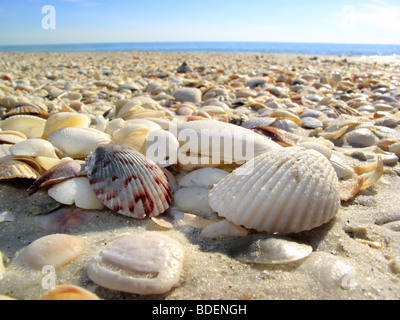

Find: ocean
<box><xmin>0</xmin><ymin>42</ymin><xmax>399</xmax><ymax>57</ymax></box>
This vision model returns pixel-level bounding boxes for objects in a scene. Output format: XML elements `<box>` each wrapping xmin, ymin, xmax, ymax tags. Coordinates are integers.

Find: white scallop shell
<box><xmin>1</xmin><ymin>115</ymin><xmax>46</xmax><ymax>139</ymax></box>
<box><xmin>47</xmin><ymin>127</ymin><xmax>113</xmax><ymax>158</ymax></box>
<box><xmin>208</xmin><ymin>147</ymin><xmax>340</xmax><ymax>234</ymax></box>
<box><xmin>85</xmin><ymin>144</ymin><xmax>171</xmax><ymax>219</ymax></box>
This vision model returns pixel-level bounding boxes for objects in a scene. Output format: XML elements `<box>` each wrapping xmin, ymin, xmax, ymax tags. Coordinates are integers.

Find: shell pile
<box><xmin>1</xmin><ymin>52</ymin><xmax>400</xmax><ymax>300</ymax></box>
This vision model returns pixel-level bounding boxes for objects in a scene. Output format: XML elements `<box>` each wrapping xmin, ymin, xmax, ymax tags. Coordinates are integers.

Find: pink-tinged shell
<box><xmin>85</xmin><ymin>145</ymin><xmax>172</xmax><ymax>219</ymax></box>
<box><xmin>35</xmin><ymin>205</ymin><xmax>94</xmax><ymax>233</ymax></box>
<box><xmin>27</xmin><ymin>160</ymin><xmax>86</xmax><ymax>194</ymax></box>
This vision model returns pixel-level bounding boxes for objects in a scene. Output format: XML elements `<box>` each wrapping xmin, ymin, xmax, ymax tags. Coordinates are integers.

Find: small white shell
<box><xmin>177</xmin><ymin>168</ymin><xmax>230</xmax><ymax>188</ymax></box>
<box><xmin>208</xmin><ymin>147</ymin><xmax>340</xmax><ymax>234</ymax></box>
<box><xmin>174</xmin><ymin>187</ymin><xmax>215</xmax><ymax>218</ymax></box>
<box><xmin>86</xmin><ymin>232</ymin><xmax>184</xmax><ymax>295</ymax></box>
<box><xmin>48</xmin><ymin>177</ymin><xmax>105</xmax><ymax>210</ymax></box>
<box><xmin>47</xmin><ymin>127</ymin><xmax>113</xmax><ymax>158</ymax></box>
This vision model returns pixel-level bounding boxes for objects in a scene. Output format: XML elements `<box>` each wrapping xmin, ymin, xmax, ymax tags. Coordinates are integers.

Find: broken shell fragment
<box><xmin>0</xmin><ymin>159</ymin><xmax>40</xmax><ymax>180</ymax></box>
<box><xmin>85</xmin><ymin>145</ymin><xmax>172</xmax><ymax>219</ymax></box>
<box><xmin>208</xmin><ymin>147</ymin><xmax>340</xmax><ymax>234</ymax></box>
<box><xmin>228</xmin><ymin>234</ymin><xmax>313</xmax><ymax>265</ymax></box>
<box><xmin>86</xmin><ymin>232</ymin><xmax>184</xmax><ymax>295</ymax></box>
<box><xmin>22</xmin><ymin>234</ymin><xmax>85</xmax><ymax>270</ymax></box>
<box><xmin>27</xmin><ymin>160</ymin><xmax>86</xmax><ymax>194</ymax></box>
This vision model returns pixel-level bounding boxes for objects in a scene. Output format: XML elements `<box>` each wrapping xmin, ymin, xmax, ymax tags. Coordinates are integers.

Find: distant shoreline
<box><xmin>0</xmin><ymin>42</ymin><xmax>399</xmax><ymax>56</ymax></box>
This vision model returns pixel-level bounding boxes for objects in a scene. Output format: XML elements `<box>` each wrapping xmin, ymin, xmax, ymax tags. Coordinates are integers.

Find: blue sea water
<box><xmin>0</xmin><ymin>42</ymin><xmax>399</xmax><ymax>56</ymax></box>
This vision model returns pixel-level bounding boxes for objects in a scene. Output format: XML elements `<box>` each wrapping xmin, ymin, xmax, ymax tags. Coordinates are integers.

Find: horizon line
<box><xmin>1</xmin><ymin>40</ymin><xmax>400</xmax><ymax>47</ymax></box>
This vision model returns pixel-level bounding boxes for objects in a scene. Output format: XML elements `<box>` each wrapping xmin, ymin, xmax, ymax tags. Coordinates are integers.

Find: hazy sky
<box><xmin>0</xmin><ymin>0</ymin><xmax>399</xmax><ymax>45</ymax></box>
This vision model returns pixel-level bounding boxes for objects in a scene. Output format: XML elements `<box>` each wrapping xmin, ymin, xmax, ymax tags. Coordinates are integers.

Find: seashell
<box><xmin>174</xmin><ymin>187</ymin><xmax>215</xmax><ymax>218</ymax></box>
<box><xmin>0</xmin><ymin>131</ymin><xmax>27</xmax><ymax>145</ymax></box>
<box><xmin>298</xmin><ymin>141</ymin><xmax>332</xmax><ymax>159</ymax></box>
<box><xmin>115</xmin><ymin>100</ymin><xmax>142</xmax><ymax>119</ymax></box>
<box><xmin>41</xmin><ymin>112</ymin><xmax>91</xmax><ymax>140</ymax></box>
<box><xmin>241</xmin><ymin>117</ymin><xmax>276</xmax><ymax>129</ymax></box>
<box><xmin>86</xmin><ymin>232</ymin><xmax>184</xmax><ymax>295</ymax></box>
<box><xmin>344</xmin><ymin>128</ymin><xmax>379</xmax><ymax>147</ymax></box>
<box><xmin>35</xmin><ymin>156</ymin><xmax>73</xmax><ymax>171</ymax></box>
<box><xmin>22</xmin><ymin>234</ymin><xmax>85</xmax><ymax>270</ymax></box>
<box><xmin>301</xmin><ymin>117</ymin><xmax>323</xmax><ymax>129</ymax></box>
<box><xmin>228</xmin><ymin>234</ymin><xmax>313</xmax><ymax>265</ymax></box>
<box><xmin>27</xmin><ymin>160</ymin><xmax>86</xmax><ymax>194</ymax></box>
<box><xmin>40</xmin><ymin>285</ymin><xmax>101</xmax><ymax>300</ymax></box>
<box><xmin>208</xmin><ymin>147</ymin><xmax>340</xmax><ymax>234</ymax></box>
<box><xmin>85</xmin><ymin>145</ymin><xmax>172</xmax><ymax>219</ymax></box>
<box><xmin>272</xmin><ymin>118</ymin><xmax>300</xmax><ymax>133</ymax></box>
<box><xmin>200</xmin><ymin>219</ymin><xmax>249</xmax><ymax>239</ymax></box>
<box><xmin>0</xmin><ymin>159</ymin><xmax>40</xmax><ymax>180</ymax></box>
<box><xmin>339</xmin><ymin>177</ymin><xmax>364</xmax><ymax>202</ymax></box>
<box><xmin>252</xmin><ymin>126</ymin><xmax>295</xmax><ymax>147</ymax></box>
<box><xmin>10</xmin><ymin>138</ymin><xmax>58</xmax><ymax>159</ymax></box>
<box><xmin>105</xmin><ymin>118</ymin><xmax>126</xmax><ymax>135</ymax></box>
<box><xmin>6</xmin><ymin>102</ymin><xmax>49</xmax><ymax>119</ymax></box>
<box><xmin>359</xmin><ymin>156</ymin><xmax>383</xmax><ymax>190</ymax></box>
<box><xmin>175</xmin><ymin>120</ymin><xmax>282</xmax><ymax>170</ymax></box>
<box><xmin>329</xmin><ymin>154</ymin><xmax>355</xmax><ymax>180</ymax></box>
<box><xmin>94</xmin><ymin>80</ymin><xmax>118</xmax><ymax>90</ymax></box>
<box><xmin>177</xmin><ymin>168</ymin><xmax>229</xmax><ymax>188</ymax></box>
<box><xmin>1</xmin><ymin>115</ymin><xmax>46</xmax><ymax>139</ymax></box>
<box><xmin>48</xmin><ymin>127</ymin><xmax>113</xmax><ymax>158</ymax></box>
<box><xmin>297</xmin><ymin>252</ymin><xmax>357</xmax><ymax>290</ymax></box>
<box><xmin>318</xmin><ymin>126</ymin><xmax>349</xmax><ymax>140</ymax></box>
<box><xmin>35</xmin><ymin>205</ymin><xmax>94</xmax><ymax>233</ymax></box>
<box><xmin>48</xmin><ymin>177</ymin><xmax>105</xmax><ymax>210</ymax></box>
<box><xmin>374</xmin><ymin>116</ymin><xmax>400</xmax><ymax>127</ymax></box>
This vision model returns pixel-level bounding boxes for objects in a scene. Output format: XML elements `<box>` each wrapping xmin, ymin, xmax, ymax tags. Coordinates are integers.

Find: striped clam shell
<box><xmin>208</xmin><ymin>147</ymin><xmax>340</xmax><ymax>234</ymax></box>
<box><xmin>86</xmin><ymin>145</ymin><xmax>172</xmax><ymax>219</ymax></box>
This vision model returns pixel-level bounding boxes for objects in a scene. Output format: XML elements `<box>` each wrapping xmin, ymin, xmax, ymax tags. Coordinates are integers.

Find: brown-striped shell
<box><xmin>85</xmin><ymin>145</ymin><xmax>172</xmax><ymax>219</ymax></box>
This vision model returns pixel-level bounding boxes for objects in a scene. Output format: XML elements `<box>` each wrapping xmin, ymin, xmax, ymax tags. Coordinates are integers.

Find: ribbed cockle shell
<box><xmin>208</xmin><ymin>147</ymin><xmax>340</xmax><ymax>234</ymax></box>
<box><xmin>86</xmin><ymin>145</ymin><xmax>172</xmax><ymax>219</ymax></box>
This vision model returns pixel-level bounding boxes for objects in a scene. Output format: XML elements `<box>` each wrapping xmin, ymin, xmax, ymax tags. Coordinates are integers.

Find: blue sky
<box><xmin>0</xmin><ymin>0</ymin><xmax>399</xmax><ymax>45</ymax></box>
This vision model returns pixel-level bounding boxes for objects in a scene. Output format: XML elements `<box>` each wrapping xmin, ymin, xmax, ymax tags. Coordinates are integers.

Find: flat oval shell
<box><xmin>86</xmin><ymin>232</ymin><xmax>184</xmax><ymax>295</ymax></box>
<box><xmin>229</xmin><ymin>235</ymin><xmax>313</xmax><ymax>264</ymax></box>
<box><xmin>85</xmin><ymin>145</ymin><xmax>171</xmax><ymax>219</ymax></box>
<box><xmin>208</xmin><ymin>147</ymin><xmax>340</xmax><ymax>234</ymax></box>
<box><xmin>22</xmin><ymin>234</ymin><xmax>85</xmax><ymax>270</ymax></box>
